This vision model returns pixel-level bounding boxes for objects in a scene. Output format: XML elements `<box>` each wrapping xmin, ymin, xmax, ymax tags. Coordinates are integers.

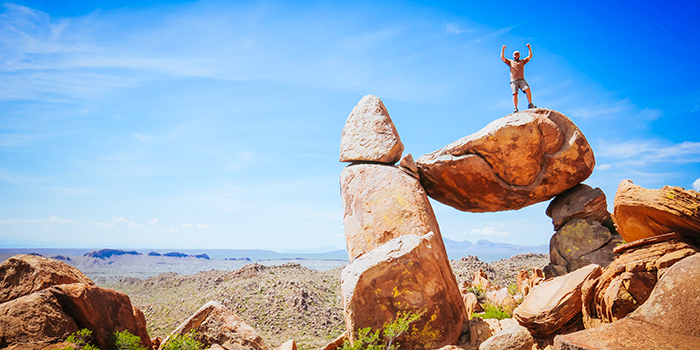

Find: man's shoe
<box><xmin>528</xmin><ymin>103</ymin><xmax>537</xmax><ymax>109</ymax></box>
<box><xmin>514</xmin><ymin>107</ymin><xmax>519</xmax><ymax>113</ymax></box>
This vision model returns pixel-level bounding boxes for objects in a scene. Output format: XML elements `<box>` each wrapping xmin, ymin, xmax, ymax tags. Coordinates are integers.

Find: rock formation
<box><xmin>613</xmin><ymin>179</ymin><xmax>700</xmax><ymax>245</ymax></box>
<box><xmin>416</xmin><ymin>109</ymin><xmax>595</xmax><ymax>212</ymax></box>
<box><xmin>546</xmin><ymin>184</ymin><xmax>611</xmax><ymax>231</ymax></box>
<box><xmin>478</xmin><ymin>325</ymin><xmax>533</xmax><ymax>350</ymax></box>
<box><xmin>554</xmin><ymin>253</ymin><xmax>700</xmax><ymax>350</ymax></box>
<box><xmin>161</xmin><ymin>301</ymin><xmax>268</xmax><ymax>350</ymax></box>
<box><xmin>339</xmin><ymin>95</ymin><xmax>403</xmax><ymax>164</ymax></box>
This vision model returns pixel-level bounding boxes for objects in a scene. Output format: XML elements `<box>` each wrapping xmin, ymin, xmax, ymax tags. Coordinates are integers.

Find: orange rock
<box><xmin>612</xmin><ymin>179</ymin><xmax>700</xmax><ymax>244</ymax></box>
<box><xmin>473</xmin><ymin>269</ymin><xmax>496</xmax><ymax>292</ymax></box>
<box><xmin>317</xmin><ymin>332</ymin><xmax>346</xmax><ymax>350</ymax></box>
<box><xmin>339</xmin><ymin>95</ymin><xmax>403</xmax><ymax>164</ymax></box>
<box><xmin>486</xmin><ymin>288</ymin><xmax>518</xmax><ymax>314</ymax></box>
<box><xmin>339</xmin><ymin>163</ymin><xmax>443</xmax><ymax>261</ymax></box>
<box><xmin>546</xmin><ymin>184</ymin><xmax>611</xmax><ymax>231</ymax></box>
<box><xmin>416</xmin><ymin>109</ymin><xmax>595</xmax><ymax>212</ymax></box>
<box><xmin>462</xmin><ymin>292</ymin><xmax>483</xmax><ymax>319</ymax></box>
<box><xmin>0</xmin><ymin>254</ymin><xmax>94</xmax><ymax>303</ymax></box>
<box><xmin>516</xmin><ymin>270</ymin><xmax>530</xmax><ymax>296</ymax></box>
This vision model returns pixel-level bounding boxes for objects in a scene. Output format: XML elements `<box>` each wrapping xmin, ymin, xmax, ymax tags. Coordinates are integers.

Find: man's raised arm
<box><xmin>501</xmin><ymin>45</ymin><xmax>508</xmax><ymax>63</ymax></box>
<box><xmin>525</xmin><ymin>43</ymin><xmax>533</xmax><ymax>61</ymax></box>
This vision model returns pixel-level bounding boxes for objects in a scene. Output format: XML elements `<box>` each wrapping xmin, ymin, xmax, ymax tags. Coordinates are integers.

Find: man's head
<box><xmin>513</xmin><ymin>51</ymin><xmax>520</xmax><ymax>61</ymax></box>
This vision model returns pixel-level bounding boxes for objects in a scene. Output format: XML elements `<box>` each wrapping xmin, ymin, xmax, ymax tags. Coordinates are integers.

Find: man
<box><xmin>501</xmin><ymin>43</ymin><xmax>537</xmax><ymax>113</ymax></box>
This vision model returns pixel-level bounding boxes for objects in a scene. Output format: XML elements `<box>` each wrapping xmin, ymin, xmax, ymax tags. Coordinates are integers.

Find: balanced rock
<box><xmin>554</xmin><ymin>253</ymin><xmax>700</xmax><ymax>350</ymax></box>
<box><xmin>339</xmin><ymin>95</ymin><xmax>403</xmax><ymax>164</ymax></box>
<box><xmin>340</xmin><ymin>163</ymin><xmax>442</xmax><ymax>261</ymax></box>
<box><xmin>613</xmin><ymin>179</ymin><xmax>700</xmax><ymax>244</ymax></box>
<box><xmin>0</xmin><ymin>254</ymin><xmax>94</xmax><ymax>303</ymax></box>
<box><xmin>546</xmin><ymin>184</ymin><xmax>611</xmax><ymax>231</ymax></box>
<box><xmin>548</xmin><ymin>219</ymin><xmax>622</xmax><ymax>273</ymax></box>
<box><xmin>513</xmin><ymin>264</ymin><xmax>601</xmax><ymax>337</ymax></box>
<box><xmin>162</xmin><ymin>301</ymin><xmax>268</xmax><ymax>350</ymax></box>
<box><xmin>341</xmin><ymin>233</ymin><xmax>465</xmax><ymax>349</ymax></box>
<box><xmin>416</xmin><ymin>108</ymin><xmax>595</xmax><ymax>212</ymax></box>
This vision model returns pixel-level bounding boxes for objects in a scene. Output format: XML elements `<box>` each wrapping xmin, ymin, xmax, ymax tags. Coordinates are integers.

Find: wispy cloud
<box><xmin>0</xmin><ymin>215</ymin><xmax>76</xmax><ymax>225</ymax></box>
<box><xmin>596</xmin><ymin>140</ymin><xmax>700</xmax><ymax>165</ymax></box>
<box><xmin>90</xmin><ymin>216</ymin><xmax>144</xmax><ymax>230</ymax></box>
<box><xmin>445</xmin><ymin>23</ymin><xmax>470</xmax><ymax>35</ymax></box>
<box><xmin>149</xmin><ymin>218</ymin><xmax>158</xmax><ymax>224</ymax></box>
<box><xmin>468</xmin><ymin>25</ymin><xmax>515</xmax><ymax>44</ymax></box>
<box><xmin>468</xmin><ymin>226</ymin><xmax>510</xmax><ymax>237</ymax></box>
<box><xmin>182</xmin><ymin>223</ymin><xmax>192</xmax><ymax>228</ymax></box>
<box><xmin>693</xmin><ymin>178</ymin><xmax>700</xmax><ymax>191</ymax></box>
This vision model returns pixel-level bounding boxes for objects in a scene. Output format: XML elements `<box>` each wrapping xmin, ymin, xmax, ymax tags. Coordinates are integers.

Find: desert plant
<box><xmin>64</xmin><ymin>329</ymin><xmax>100</xmax><ymax>350</ymax></box>
<box><xmin>471</xmin><ymin>303</ymin><xmax>511</xmax><ymax>320</ymax></box>
<box><xmin>161</xmin><ymin>330</ymin><xmax>204</xmax><ymax>350</ymax></box>
<box><xmin>465</xmin><ymin>285</ymin><xmax>487</xmax><ymax>303</ymax></box>
<box><xmin>114</xmin><ymin>330</ymin><xmax>146</xmax><ymax>350</ymax></box>
<box><xmin>340</xmin><ymin>310</ymin><xmax>423</xmax><ymax>350</ymax></box>
<box><xmin>508</xmin><ymin>283</ymin><xmax>518</xmax><ymax>296</ymax></box>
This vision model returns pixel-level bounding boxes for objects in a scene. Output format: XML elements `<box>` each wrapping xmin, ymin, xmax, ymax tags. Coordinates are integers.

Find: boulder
<box><xmin>399</xmin><ymin>153</ymin><xmax>419</xmax><ymax>178</ymax></box>
<box><xmin>472</xmin><ymin>269</ymin><xmax>497</xmax><ymax>292</ymax></box>
<box><xmin>468</xmin><ymin>318</ymin><xmax>519</xmax><ymax>348</ymax></box>
<box><xmin>274</xmin><ymin>340</ymin><xmax>296</xmax><ymax>350</ymax></box>
<box><xmin>546</xmin><ymin>184</ymin><xmax>611</xmax><ymax>231</ymax></box>
<box><xmin>0</xmin><ymin>254</ymin><xmax>94</xmax><ymax>303</ymax></box>
<box><xmin>548</xmin><ymin>219</ymin><xmax>622</xmax><ymax>273</ymax></box>
<box><xmin>612</xmin><ymin>180</ymin><xmax>700</xmax><ymax>244</ymax></box>
<box><xmin>478</xmin><ymin>325</ymin><xmax>533</xmax><ymax>350</ymax></box>
<box><xmin>162</xmin><ymin>301</ymin><xmax>267</xmax><ymax>350</ymax></box>
<box><xmin>416</xmin><ymin>109</ymin><xmax>595</xmax><ymax>212</ymax></box>
<box><xmin>318</xmin><ymin>332</ymin><xmax>346</xmax><ymax>350</ymax></box>
<box><xmin>584</xmin><ymin>237</ymin><xmax>697</xmax><ymax>324</ymax></box>
<box><xmin>0</xmin><ymin>283</ymin><xmax>151</xmax><ymax>350</ymax></box>
<box><xmin>513</xmin><ymin>264</ymin><xmax>601</xmax><ymax>337</ymax></box>
<box><xmin>341</xmin><ymin>233</ymin><xmax>465</xmax><ymax>349</ymax></box>
<box><xmin>340</xmin><ymin>163</ymin><xmax>443</xmax><ymax>261</ymax></box>
<box><xmin>553</xmin><ymin>253</ymin><xmax>700</xmax><ymax>350</ymax></box>
<box><xmin>486</xmin><ymin>288</ymin><xmax>518</xmax><ymax>314</ymax></box>
<box><xmin>463</xmin><ymin>292</ymin><xmax>484</xmax><ymax>319</ymax></box>
<box><xmin>339</xmin><ymin>95</ymin><xmax>403</xmax><ymax>164</ymax></box>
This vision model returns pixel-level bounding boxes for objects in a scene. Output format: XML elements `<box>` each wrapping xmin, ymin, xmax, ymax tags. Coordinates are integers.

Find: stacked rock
<box><xmin>543</xmin><ymin>184</ymin><xmax>624</xmax><ymax>277</ymax></box>
<box><xmin>338</xmin><ymin>95</ymin><xmax>465</xmax><ymax>349</ymax></box>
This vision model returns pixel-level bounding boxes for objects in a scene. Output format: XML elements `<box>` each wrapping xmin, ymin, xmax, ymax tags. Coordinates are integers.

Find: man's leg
<box><xmin>513</xmin><ymin>93</ymin><xmax>518</xmax><ymax>111</ymax></box>
<box><xmin>525</xmin><ymin>88</ymin><xmax>533</xmax><ymax>104</ymax></box>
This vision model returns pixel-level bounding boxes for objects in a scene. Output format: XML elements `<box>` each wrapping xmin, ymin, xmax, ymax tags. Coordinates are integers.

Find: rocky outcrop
<box><xmin>513</xmin><ymin>264</ymin><xmax>601</xmax><ymax>337</ymax></box>
<box><xmin>612</xmin><ymin>180</ymin><xmax>700</xmax><ymax>245</ymax></box>
<box><xmin>582</xmin><ymin>235</ymin><xmax>697</xmax><ymax>325</ymax></box>
<box><xmin>546</xmin><ymin>184</ymin><xmax>611</xmax><ymax>231</ymax></box>
<box><xmin>161</xmin><ymin>301</ymin><xmax>268</xmax><ymax>350</ymax></box>
<box><xmin>339</xmin><ymin>163</ymin><xmax>443</xmax><ymax>261</ymax></box>
<box><xmin>84</xmin><ymin>249</ymin><xmax>141</xmax><ymax>259</ymax></box>
<box><xmin>339</xmin><ymin>95</ymin><xmax>403</xmax><ymax>164</ymax></box>
<box><xmin>416</xmin><ymin>109</ymin><xmax>595</xmax><ymax>212</ymax></box>
<box><xmin>554</xmin><ymin>253</ymin><xmax>700</xmax><ymax>350</ymax></box>
<box><xmin>341</xmin><ymin>233</ymin><xmax>465</xmax><ymax>349</ymax></box>
<box><xmin>0</xmin><ymin>254</ymin><xmax>94</xmax><ymax>303</ymax></box>
<box><xmin>547</xmin><ymin>219</ymin><xmax>622</xmax><ymax>274</ymax></box>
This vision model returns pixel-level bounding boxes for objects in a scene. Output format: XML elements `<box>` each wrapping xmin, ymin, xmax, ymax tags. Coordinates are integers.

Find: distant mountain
<box><xmin>443</xmin><ymin>238</ymin><xmax>548</xmax><ymax>262</ymax></box>
<box><xmin>84</xmin><ymin>249</ymin><xmax>141</xmax><ymax>260</ymax></box>
<box><xmin>282</xmin><ymin>246</ymin><xmax>342</xmax><ymax>254</ymax></box>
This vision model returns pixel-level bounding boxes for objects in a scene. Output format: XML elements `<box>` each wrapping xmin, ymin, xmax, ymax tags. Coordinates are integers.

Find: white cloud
<box><xmin>597</xmin><ymin>164</ymin><xmax>611</xmax><ymax>170</ymax></box>
<box><xmin>693</xmin><ymin>178</ymin><xmax>700</xmax><ymax>191</ymax></box>
<box><xmin>43</xmin><ymin>215</ymin><xmax>77</xmax><ymax>224</ymax></box>
<box><xmin>149</xmin><ymin>218</ymin><xmax>158</xmax><ymax>224</ymax></box>
<box><xmin>468</xmin><ymin>226</ymin><xmax>510</xmax><ymax>237</ymax></box>
<box><xmin>90</xmin><ymin>216</ymin><xmax>144</xmax><ymax>231</ymax></box>
<box><xmin>182</xmin><ymin>223</ymin><xmax>192</xmax><ymax>228</ymax></box>
<box><xmin>596</xmin><ymin>140</ymin><xmax>700</xmax><ymax>165</ymax></box>
<box><xmin>197</xmin><ymin>224</ymin><xmax>211</xmax><ymax>229</ymax></box>
<box><xmin>0</xmin><ymin>215</ymin><xmax>76</xmax><ymax>225</ymax></box>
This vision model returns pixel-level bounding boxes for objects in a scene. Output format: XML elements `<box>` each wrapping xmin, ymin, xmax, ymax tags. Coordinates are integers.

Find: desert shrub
<box><xmin>340</xmin><ymin>310</ymin><xmax>423</xmax><ymax>350</ymax></box>
<box><xmin>471</xmin><ymin>303</ymin><xmax>511</xmax><ymax>320</ymax></box>
<box><xmin>508</xmin><ymin>283</ymin><xmax>518</xmax><ymax>296</ymax></box>
<box><xmin>161</xmin><ymin>330</ymin><xmax>204</xmax><ymax>350</ymax></box>
<box><xmin>465</xmin><ymin>285</ymin><xmax>486</xmax><ymax>303</ymax></box>
<box><xmin>114</xmin><ymin>330</ymin><xmax>146</xmax><ymax>350</ymax></box>
<box><xmin>64</xmin><ymin>329</ymin><xmax>100</xmax><ymax>350</ymax></box>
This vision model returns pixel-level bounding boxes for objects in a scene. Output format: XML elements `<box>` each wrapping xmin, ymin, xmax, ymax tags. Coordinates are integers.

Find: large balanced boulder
<box><xmin>613</xmin><ymin>180</ymin><xmax>700</xmax><ymax>245</ymax></box>
<box><xmin>340</xmin><ymin>163</ymin><xmax>443</xmax><ymax>261</ymax></box>
<box><xmin>162</xmin><ymin>301</ymin><xmax>268</xmax><ymax>350</ymax></box>
<box><xmin>339</xmin><ymin>95</ymin><xmax>403</xmax><ymax>164</ymax></box>
<box><xmin>0</xmin><ymin>254</ymin><xmax>94</xmax><ymax>303</ymax></box>
<box><xmin>546</xmin><ymin>184</ymin><xmax>611</xmax><ymax>231</ymax></box>
<box><xmin>341</xmin><ymin>233</ymin><xmax>465</xmax><ymax>349</ymax></box>
<box><xmin>554</xmin><ymin>253</ymin><xmax>700</xmax><ymax>350</ymax></box>
<box><xmin>416</xmin><ymin>109</ymin><xmax>595</xmax><ymax>212</ymax></box>
<box><xmin>513</xmin><ymin>264</ymin><xmax>601</xmax><ymax>337</ymax></box>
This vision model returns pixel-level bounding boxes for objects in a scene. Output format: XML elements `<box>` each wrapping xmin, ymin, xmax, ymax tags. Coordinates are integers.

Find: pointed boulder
<box><xmin>339</xmin><ymin>95</ymin><xmax>403</xmax><ymax>164</ymax></box>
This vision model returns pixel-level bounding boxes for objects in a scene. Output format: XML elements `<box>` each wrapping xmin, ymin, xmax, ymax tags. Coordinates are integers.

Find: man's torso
<box><xmin>505</xmin><ymin>58</ymin><xmax>529</xmax><ymax>81</ymax></box>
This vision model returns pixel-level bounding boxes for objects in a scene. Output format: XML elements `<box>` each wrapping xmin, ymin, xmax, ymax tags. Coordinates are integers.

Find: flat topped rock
<box><xmin>416</xmin><ymin>108</ymin><xmax>595</xmax><ymax>212</ymax></box>
<box><xmin>339</xmin><ymin>95</ymin><xmax>403</xmax><ymax>164</ymax></box>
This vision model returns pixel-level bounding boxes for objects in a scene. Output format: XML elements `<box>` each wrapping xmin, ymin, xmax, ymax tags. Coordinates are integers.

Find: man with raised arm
<box><xmin>501</xmin><ymin>43</ymin><xmax>537</xmax><ymax>113</ymax></box>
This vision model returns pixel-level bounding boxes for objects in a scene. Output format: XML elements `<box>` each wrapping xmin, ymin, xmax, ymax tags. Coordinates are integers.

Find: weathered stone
<box><xmin>513</xmin><ymin>264</ymin><xmax>601</xmax><ymax>337</ymax></box>
<box><xmin>274</xmin><ymin>340</ymin><xmax>296</xmax><ymax>350</ymax></box>
<box><xmin>554</xmin><ymin>253</ymin><xmax>700</xmax><ymax>350</ymax></box>
<box><xmin>339</xmin><ymin>95</ymin><xmax>403</xmax><ymax>164</ymax></box>
<box><xmin>0</xmin><ymin>254</ymin><xmax>94</xmax><ymax>304</ymax></box>
<box><xmin>549</xmin><ymin>219</ymin><xmax>622</xmax><ymax>273</ymax></box>
<box><xmin>416</xmin><ymin>109</ymin><xmax>595</xmax><ymax>212</ymax></box>
<box><xmin>0</xmin><ymin>283</ymin><xmax>150</xmax><ymax>350</ymax></box>
<box><xmin>546</xmin><ymin>184</ymin><xmax>611</xmax><ymax>231</ymax></box>
<box><xmin>341</xmin><ymin>233</ymin><xmax>465</xmax><ymax>349</ymax></box>
<box><xmin>473</xmin><ymin>269</ymin><xmax>497</xmax><ymax>292</ymax></box>
<box><xmin>463</xmin><ymin>292</ymin><xmax>483</xmax><ymax>319</ymax></box>
<box><xmin>399</xmin><ymin>153</ymin><xmax>419</xmax><ymax>178</ymax></box>
<box><xmin>478</xmin><ymin>325</ymin><xmax>533</xmax><ymax>350</ymax></box>
<box><xmin>318</xmin><ymin>332</ymin><xmax>346</xmax><ymax>350</ymax></box>
<box><xmin>612</xmin><ymin>179</ymin><xmax>700</xmax><ymax>244</ymax></box>
<box><xmin>163</xmin><ymin>301</ymin><xmax>268</xmax><ymax>350</ymax></box>
<box><xmin>516</xmin><ymin>270</ymin><xmax>530</xmax><ymax>296</ymax></box>
<box><xmin>486</xmin><ymin>288</ymin><xmax>518</xmax><ymax>314</ymax></box>
<box><xmin>340</xmin><ymin>163</ymin><xmax>443</xmax><ymax>261</ymax></box>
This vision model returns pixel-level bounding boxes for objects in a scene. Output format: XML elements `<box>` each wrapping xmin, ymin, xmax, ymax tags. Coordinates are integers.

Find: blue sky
<box><xmin>1</xmin><ymin>0</ymin><xmax>699</xmax><ymax>251</ymax></box>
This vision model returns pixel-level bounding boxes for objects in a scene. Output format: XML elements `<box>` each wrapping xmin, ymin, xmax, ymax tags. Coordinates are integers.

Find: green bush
<box><xmin>64</xmin><ymin>329</ymin><xmax>100</xmax><ymax>350</ymax></box>
<box><xmin>471</xmin><ymin>303</ymin><xmax>511</xmax><ymax>320</ymax></box>
<box><xmin>162</xmin><ymin>330</ymin><xmax>205</xmax><ymax>350</ymax></box>
<box><xmin>340</xmin><ymin>310</ymin><xmax>423</xmax><ymax>350</ymax></box>
<box><xmin>507</xmin><ymin>283</ymin><xmax>518</xmax><ymax>296</ymax></box>
<box><xmin>465</xmin><ymin>285</ymin><xmax>486</xmax><ymax>303</ymax></box>
<box><xmin>114</xmin><ymin>330</ymin><xmax>146</xmax><ymax>350</ymax></box>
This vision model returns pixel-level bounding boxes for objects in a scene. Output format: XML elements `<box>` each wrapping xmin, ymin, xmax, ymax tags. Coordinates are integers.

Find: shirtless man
<box><xmin>501</xmin><ymin>43</ymin><xmax>537</xmax><ymax>113</ymax></box>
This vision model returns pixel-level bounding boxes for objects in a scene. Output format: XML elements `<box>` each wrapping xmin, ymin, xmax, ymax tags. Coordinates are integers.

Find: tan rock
<box><xmin>553</xmin><ymin>253</ymin><xmax>700</xmax><ymax>349</ymax></box>
<box><xmin>317</xmin><ymin>332</ymin><xmax>346</xmax><ymax>350</ymax></box>
<box><xmin>486</xmin><ymin>288</ymin><xmax>518</xmax><ymax>314</ymax></box>
<box><xmin>340</xmin><ymin>163</ymin><xmax>443</xmax><ymax>261</ymax></box>
<box><xmin>0</xmin><ymin>254</ymin><xmax>94</xmax><ymax>303</ymax></box>
<box><xmin>549</xmin><ymin>219</ymin><xmax>622</xmax><ymax>273</ymax></box>
<box><xmin>416</xmin><ymin>109</ymin><xmax>595</xmax><ymax>212</ymax></box>
<box><xmin>162</xmin><ymin>301</ymin><xmax>267</xmax><ymax>350</ymax></box>
<box><xmin>516</xmin><ymin>270</ymin><xmax>530</xmax><ymax>296</ymax></box>
<box><xmin>478</xmin><ymin>325</ymin><xmax>533</xmax><ymax>350</ymax></box>
<box><xmin>463</xmin><ymin>292</ymin><xmax>484</xmax><ymax>319</ymax></box>
<box><xmin>274</xmin><ymin>340</ymin><xmax>297</xmax><ymax>350</ymax></box>
<box><xmin>0</xmin><ymin>290</ymin><xmax>79</xmax><ymax>346</ymax></box>
<box><xmin>473</xmin><ymin>269</ymin><xmax>496</xmax><ymax>292</ymax></box>
<box><xmin>513</xmin><ymin>264</ymin><xmax>601</xmax><ymax>337</ymax></box>
<box><xmin>546</xmin><ymin>184</ymin><xmax>611</xmax><ymax>231</ymax></box>
<box><xmin>612</xmin><ymin>179</ymin><xmax>700</xmax><ymax>244</ymax></box>
<box><xmin>341</xmin><ymin>233</ymin><xmax>465</xmax><ymax>349</ymax></box>
<box><xmin>469</xmin><ymin>318</ymin><xmax>496</xmax><ymax>346</ymax></box>
<box><xmin>399</xmin><ymin>153</ymin><xmax>419</xmax><ymax>178</ymax></box>
<box><xmin>339</xmin><ymin>95</ymin><xmax>403</xmax><ymax>164</ymax></box>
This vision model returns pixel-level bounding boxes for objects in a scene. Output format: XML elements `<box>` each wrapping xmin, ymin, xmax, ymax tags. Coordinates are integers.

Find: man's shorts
<box><xmin>510</xmin><ymin>79</ymin><xmax>530</xmax><ymax>94</ymax></box>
